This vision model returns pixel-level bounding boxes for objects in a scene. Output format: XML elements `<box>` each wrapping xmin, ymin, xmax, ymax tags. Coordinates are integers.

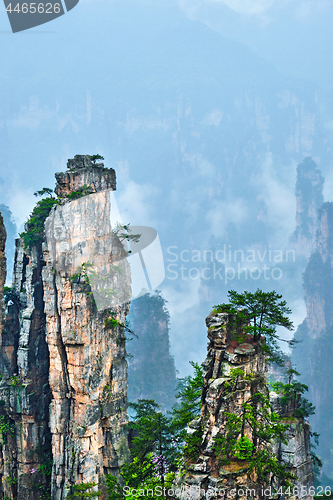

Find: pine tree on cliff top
<box><xmin>213</xmin><ymin>288</ymin><xmax>295</xmax><ymax>363</ymax></box>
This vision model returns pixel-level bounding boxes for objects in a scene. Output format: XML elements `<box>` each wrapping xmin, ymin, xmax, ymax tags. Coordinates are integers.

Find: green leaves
<box><xmin>122</xmin><ymin>370</ymin><xmax>204</xmax><ymax>492</ymax></box>
<box><xmin>182</xmin><ymin>428</ymin><xmax>203</xmax><ymax>463</ymax></box>
<box><xmin>214</xmin><ymin>289</ymin><xmax>294</xmax><ymax>364</ymax></box>
<box><xmin>234</xmin><ymin>436</ymin><xmax>254</xmax><ymax>460</ymax></box>
<box><xmin>0</xmin><ymin>414</ymin><xmax>15</xmax><ymax>443</ymax></box>
<box><xmin>171</xmin><ymin>362</ymin><xmax>203</xmax><ymax>434</ymax></box>
<box><xmin>20</xmin><ymin>183</ymin><xmax>97</xmax><ymax>250</ymax></box>
<box><xmin>213</xmin><ymin>412</ymin><xmax>243</xmax><ymax>463</ymax></box>
<box><xmin>271</xmin><ymin>376</ymin><xmax>316</xmax><ymax>419</ymax></box>
<box><xmin>213</xmin><ymin>379</ymin><xmax>295</xmax><ymax>486</ymax></box>
<box><xmin>67</xmin><ymin>482</ymin><xmax>101</xmax><ymax>499</ymax></box>
<box><xmin>33</xmin><ymin>187</ymin><xmax>55</xmax><ymax>199</ymax></box>
<box><xmin>226</xmin><ymin>289</ymin><xmax>294</xmax><ymax>339</ymax></box>
<box><xmin>121</xmin><ymin>399</ymin><xmax>177</xmax><ymax>491</ymax></box>
<box><xmin>66</xmin><ymin>184</ymin><xmax>94</xmax><ymax>200</ymax></box>
<box><xmin>129</xmin><ymin>400</ymin><xmax>172</xmax><ymax>462</ymax></box>
<box><xmin>20</xmin><ymin>196</ymin><xmax>57</xmax><ymax>249</ymax></box>
<box><xmin>168</xmin><ymin>362</ymin><xmax>204</xmax><ymax>463</ymax></box>
<box><xmin>105</xmin><ymin>475</ymin><xmax>124</xmax><ymax>500</ymax></box>
<box><xmin>90</xmin><ymin>155</ymin><xmax>104</xmax><ymax>164</ymax></box>
<box><xmin>248</xmin><ymin>448</ymin><xmax>296</xmax><ymax>486</ymax></box>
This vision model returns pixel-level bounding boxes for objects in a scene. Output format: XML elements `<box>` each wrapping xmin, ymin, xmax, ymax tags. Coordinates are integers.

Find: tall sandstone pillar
<box><xmin>0</xmin><ymin>156</ymin><xmax>131</xmax><ymax>500</ymax></box>
<box><xmin>175</xmin><ymin>311</ymin><xmax>314</xmax><ymax>500</ymax></box>
<box><xmin>292</xmin><ymin>201</ymin><xmax>333</xmax><ymax>481</ymax></box>
<box><xmin>291</xmin><ymin>157</ymin><xmax>324</xmax><ymax>258</ymax></box>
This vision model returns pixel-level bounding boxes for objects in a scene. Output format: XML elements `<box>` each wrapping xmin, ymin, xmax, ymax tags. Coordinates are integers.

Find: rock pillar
<box><xmin>175</xmin><ymin>311</ymin><xmax>314</xmax><ymax>500</ymax></box>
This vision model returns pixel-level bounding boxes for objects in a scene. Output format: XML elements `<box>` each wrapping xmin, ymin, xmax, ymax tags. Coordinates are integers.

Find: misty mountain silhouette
<box><xmin>3</xmin><ymin>0</ymin><xmax>80</xmax><ymax>33</ymax></box>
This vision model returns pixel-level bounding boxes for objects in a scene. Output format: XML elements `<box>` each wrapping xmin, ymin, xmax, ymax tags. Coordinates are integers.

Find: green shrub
<box><xmin>0</xmin><ymin>414</ymin><xmax>15</xmax><ymax>443</ymax></box>
<box><xmin>90</xmin><ymin>155</ymin><xmax>104</xmax><ymax>164</ymax></box>
<box><xmin>67</xmin><ymin>482</ymin><xmax>101</xmax><ymax>499</ymax></box>
<box><xmin>183</xmin><ymin>427</ymin><xmax>203</xmax><ymax>463</ymax></box>
<box><xmin>20</xmin><ymin>196</ymin><xmax>56</xmax><ymax>249</ymax></box>
<box><xmin>234</xmin><ymin>436</ymin><xmax>254</xmax><ymax>460</ymax></box>
<box><xmin>105</xmin><ymin>475</ymin><xmax>124</xmax><ymax>500</ymax></box>
<box><xmin>104</xmin><ymin>317</ymin><xmax>121</xmax><ymax>329</ymax></box>
<box><xmin>66</xmin><ymin>185</ymin><xmax>94</xmax><ymax>200</ymax></box>
<box><xmin>3</xmin><ymin>475</ymin><xmax>16</xmax><ymax>485</ymax></box>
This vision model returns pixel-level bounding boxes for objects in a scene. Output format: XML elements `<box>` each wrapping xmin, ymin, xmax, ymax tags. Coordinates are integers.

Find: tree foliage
<box><xmin>65</xmin><ymin>184</ymin><xmax>94</xmax><ymax>200</ymax></box>
<box><xmin>90</xmin><ymin>154</ymin><xmax>104</xmax><ymax>164</ymax></box>
<box><xmin>112</xmin><ymin>223</ymin><xmax>141</xmax><ymax>247</ymax></box>
<box><xmin>170</xmin><ymin>362</ymin><xmax>204</xmax><ymax>462</ymax></box>
<box><xmin>214</xmin><ymin>289</ymin><xmax>294</xmax><ymax>362</ymax></box>
<box><xmin>105</xmin><ymin>367</ymin><xmax>204</xmax><ymax>500</ymax></box>
<box><xmin>19</xmin><ymin>183</ymin><xmax>96</xmax><ymax>249</ymax></box>
<box><xmin>271</xmin><ymin>374</ymin><xmax>316</xmax><ymax>419</ymax></box>
<box><xmin>123</xmin><ymin>399</ymin><xmax>176</xmax><ymax>486</ymax></box>
<box><xmin>171</xmin><ymin>362</ymin><xmax>203</xmax><ymax>434</ymax></box>
<box><xmin>33</xmin><ymin>187</ymin><xmax>55</xmax><ymax>199</ymax></box>
<box><xmin>213</xmin><ymin>380</ymin><xmax>295</xmax><ymax>487</ymax></box>
<box><xmin>20</xmin><ymin>194</ymin><xmax>56</xmax><ymax>249</ymax></box>
<box><xmin>67</xmin><ymin>482</ymin><xmax>101</xmax><ymax>499</ymax></box>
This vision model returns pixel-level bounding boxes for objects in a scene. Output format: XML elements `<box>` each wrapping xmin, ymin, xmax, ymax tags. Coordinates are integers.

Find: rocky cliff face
<box><xmin>292</xmin><ymin>201</ymin><xmax>333</xmax><ymax>482</ymax></box>
<box><xmin>0</xmin><ymin>239</ymin><xmax>52</xmax><ymax>500</ymax></box>
<box><xmin>55</xmin><ymin>155</ymin><xmax>116</xmax><ymax>198</ymax></box>
<box><xmin>0</xmin><ymin>156</ymin><xmax>130</xmax><ymax>499</ymax></box>
<box><xmin>302</xmin><ymin>203</ymin><xmax>333</xmax><ymax>339</ymax></box>
<box><xmin>127</xmin><ymin>291</ymin><xmax>177</xmax><ymax>411</ymax></box>
<box><xmin>291</xmin><ymin>157</ymin><xmax>324</xmax><ymax>258</ymax></box>
<box><xmin>0</xmin><ymin>205</ymin><xmax>17</xmax><ymax>286</ymax></box>
<box><xmin>176</xmin><ymin>312</ymin><xmax>314</xmax><ymax>500</ymax></box>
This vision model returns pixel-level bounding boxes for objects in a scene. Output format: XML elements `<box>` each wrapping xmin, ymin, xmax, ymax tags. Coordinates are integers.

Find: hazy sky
<box><xmin>1</xmin><ymin>0</ymin><xmax>333</xmax><ymax>375</ymax></box>
<box><xmin>3</xmin><ymin>2</ymin><xmax>333</xmax><ymax>479</ymax></box>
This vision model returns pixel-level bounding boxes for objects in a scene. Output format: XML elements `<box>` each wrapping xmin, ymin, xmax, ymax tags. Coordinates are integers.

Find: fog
<box><xmin>1</xmin><ymin>0</ymin><xmax>333</xmax><ymax>480</ymax></box>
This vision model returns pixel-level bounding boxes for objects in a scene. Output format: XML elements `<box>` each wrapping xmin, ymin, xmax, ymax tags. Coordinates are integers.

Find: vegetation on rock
<box><xmin>101</xmin><ymin>365</ymin><xmax>205</xmax><ymax>499</ymax></box>
<box><xmin>112</xmin><ymin>223</ymin><xmax>141</xmax><ymax>249</ymax></box>
<box><xmin>271</xmin><ymin>368</ymin><xmax>316</xmax><ymax>419</ymax></box>
<box><xmin>213</xmin><ymin>288</ymin><xmax>295</xmax><ymax>363</ymax></box>
<box><xmin>0</xmin><ymin>413</ymin><xmax>15</xmax><ymax>443</ymax></box>
<box><xmin>20</xmin><ymin>189</ymin><xmax>57</xmax><ymax>249</ymax></box>
<box><xmin>67</xmin><ymin>482</ymin><xmax>101</xmax><ymax>499</ymax></box>
<box><xmin>19</xmin><ymin>182</ymin><xmax>98</xmax><ymax>249</ymax></box>
<box><xmin>127</xmin><ymin>291</ymin><xmax>177</xmax><ymax>411</ymax></box>
<box><xmin>170</xmin><ymin>361</ymin><xmax>204</xmax><ymax>463</ymax></box>
<box><xmin>90</xmin><ymin>154</ymin><xmax>104</xmax><ymax>164</ymax></box>
<box><xmin>65</xmin><ymin>184</ymin><xmax>94</xmax><ymax>200</ymax></box>
<box><xmin>213</xmin><ymin>376</ymin><xmax>295</xmax><ymax>487</ymax></box>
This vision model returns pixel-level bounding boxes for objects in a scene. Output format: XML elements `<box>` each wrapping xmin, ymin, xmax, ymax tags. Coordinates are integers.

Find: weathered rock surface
<box><xmin>0</xmin><ymin>238</ymin><xmax>51</xmax><ymax>499</ymax></box>
<box><xmin>303</xmin><ymin>203</ymin><xmax>333</xmax><ymax>339</ymax></box>
<box><xmin>0</xmin><ymin>157</ymin><xmax>130</xmax><ymax>499</ymax></box>
<box><xmin>175</xmin><ymin>312</ymin><xmax>314</xmax><ymax>500</ymax></box>
<box><xmin>44</xmin><ymin>181</ymin><xmax>131</xmax><ymax>498</ymax></box>
<box><xmin>292</xmin><ymin>201</ymin><xmax>333</xmax><ymax>480</ymax></box>
<box><xmin>127</xmin><ymin>291</ymin><xmax>177</xmax><ymax>411</ymax></box>
<box><xmin>291</xmin><ymin>157</ymin><xmax>324</xmax><ymax>258</ymax></box>
<box><xmin>55</xmin><ymin>155</ymin><xmax>116</xmax><ymax>198</ymax></box>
